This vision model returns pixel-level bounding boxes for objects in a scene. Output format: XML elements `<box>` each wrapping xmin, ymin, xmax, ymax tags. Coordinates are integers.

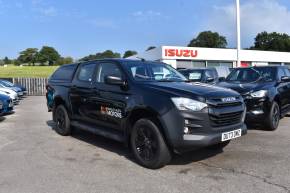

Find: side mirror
<box><xmin>206</xmin><ymin>77</ymin><xmax>214</xmax><ymax>83</ymax></box>
<box><xmin>105</xmin><ymin>75</ymin><xmax>126</xmax><ymax>86</ymax></box>
<box><xmin>281</xmin><ymin>76</ymin><xmax>290</xmax><ymax>83</ymax></box>
<box><xmin>218</xmin><ymin>77</ymin><xmax>226</xmax><ymax>82</ymax></box>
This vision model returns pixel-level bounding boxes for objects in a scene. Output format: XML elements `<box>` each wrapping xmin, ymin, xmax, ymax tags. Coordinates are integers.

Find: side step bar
<box><xmin>70</xmin><ymin>121</ymin><xmax>124</xmax><ymax>142</ymax></box>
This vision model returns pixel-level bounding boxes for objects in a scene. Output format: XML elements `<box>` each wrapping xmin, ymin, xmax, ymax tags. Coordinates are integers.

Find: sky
<box><xmin>0</xmin><ymin>0</ymin><xmax>290</xmax><ymax>59</ymax></box>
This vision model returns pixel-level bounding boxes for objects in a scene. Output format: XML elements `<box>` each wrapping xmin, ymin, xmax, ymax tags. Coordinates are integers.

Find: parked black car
<box><xmin>178</xmin><ymin>68</ymin><xmax>219</xmax><ymax>84</ymax></box>
<box><xmin>218</xmin><ymin>66</ymin><xmax>290</xmax><ymax>130</ymax></box>
<box><xmin>46</xmin><ymin>59</ymin><xmax>247</xmax><ymax>169</ymax></box>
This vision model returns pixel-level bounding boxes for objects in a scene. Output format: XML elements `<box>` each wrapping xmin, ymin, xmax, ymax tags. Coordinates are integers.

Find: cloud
<box><xmin>31</xmin><ymin>0</ymin><xmax>58</xmax><ymax>17</ymax></box>
<box><xmin>203</xmin><ymin>0</ymin><xmax>290</xmax><ymax>48</ymax></box>
<box><xmin>131</xmin><ymin>10</ymin><xmax>164</xmax><ymax>21</ymax></box>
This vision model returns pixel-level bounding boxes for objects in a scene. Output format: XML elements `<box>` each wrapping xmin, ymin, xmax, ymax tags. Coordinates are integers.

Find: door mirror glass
<box><xmin>206</xmin><ymin>77</ymin><xmax>214</xmax><ymax>83</ymax></box>
<box><xmin>281</xmin><ymin>76</ymin><xmax>290</xmax><ymax>83</ymax></box>
<box><xmin>105</xmin><ymin>75</ymin><xmax>125</xmax><ymax>86</ymax></box>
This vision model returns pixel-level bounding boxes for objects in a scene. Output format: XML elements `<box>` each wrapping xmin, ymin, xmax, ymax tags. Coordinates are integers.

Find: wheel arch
<box><xmin>125</xmin><ymin>107</ymin><xmax>170</xmax><ymax>147</ymax></box>
<box><xmin>273</xmin><ymin>95</ymin><xmax>282</xmax><ymax>110</ymax></box>
<box><xmin>52</xmin><ymin>95</ymin><xmax>71</xmax><ymax>120</ymax></box>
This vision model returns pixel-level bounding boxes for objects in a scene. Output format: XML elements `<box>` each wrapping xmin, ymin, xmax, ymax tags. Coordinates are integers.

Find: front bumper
<box><xmin>17</xmin><ymin>91</ymin><xmax>24</xmax><ymax>97</ymax></box>
<box><xmin>243</xmin><ymin>96</ymin><xmax>271</xmax><ymax>123</ymax></box>
<box><xmin>0</xmin><ymin>102</ymin><xmax>13</xmax><ymax>114</ymax></box>
<box><xmin>178</xmin><ymin>123</ymin><xmax>247</xmax><ymax>152</ymax></box>
<box><xmin>159</xmin><ymin>105</ymin><xmax>247</xmax><ymax>153</ymax></box>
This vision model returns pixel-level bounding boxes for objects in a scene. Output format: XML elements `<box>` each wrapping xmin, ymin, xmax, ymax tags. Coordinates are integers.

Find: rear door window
<box><xmin>51</xmin><ymin>64</ymin><xmax>77</xmax><ymax>81</ymax></box>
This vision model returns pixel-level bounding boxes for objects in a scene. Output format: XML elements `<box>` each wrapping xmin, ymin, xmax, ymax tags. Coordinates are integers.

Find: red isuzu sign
<box><xmin>165</xmin><ymin>48</ymin><xmax>198</xmax><ymax>58</ymax></box>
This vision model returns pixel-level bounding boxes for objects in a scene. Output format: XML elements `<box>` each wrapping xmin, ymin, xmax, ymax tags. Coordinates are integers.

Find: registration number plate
<box><xmin>221</xmin><ymin>129</ymin><xmax>242</xmax><ymax>142</ymax></box>
<box><xmin>9</xmin><ymin>103</ymin><xmax>13</xmax><ymax>107</ymax></box>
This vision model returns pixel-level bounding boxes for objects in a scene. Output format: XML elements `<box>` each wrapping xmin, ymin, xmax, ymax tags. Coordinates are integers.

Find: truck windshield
<box><xmin>226</xmin><ymin>67</ymin><xmax>276</xmax><ymax>83</ymax></box>
<box><xmin>180</xmin><ymin>70</ymin><xmax>203</xmax><ymax>82</ymax></box>
<box><xmin>124</xmin><ymin>61</ymin><xmax>187</xmax><ymax>82</ymax></box>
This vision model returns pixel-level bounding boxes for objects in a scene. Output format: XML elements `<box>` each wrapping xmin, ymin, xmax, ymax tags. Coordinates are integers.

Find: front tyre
<box><xmin>265</xmin><ymin>102</ymin><xmax>280</xmax><ymax>131</ymax></box>
<box><xmin>54</xmin><ymin>105</ymin><xmax>71</xmax><ymax>136</ymax></box>
<box><xmin>130</xmin><ymin>119</ymin><xmax>171</xmax><ymax>169</ymax></box>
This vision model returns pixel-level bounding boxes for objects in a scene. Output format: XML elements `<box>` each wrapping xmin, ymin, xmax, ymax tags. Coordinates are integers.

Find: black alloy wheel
<box><xmin>54</xmin><ymin>105</ymin><xmax>71</xmax><ymax>136</ymax></box>
<box><xmin>130</xmin><ymin>119</ymin><xmax>171</xmax><ymax>169</ymax></box>
<box><xmin>135</xmin><ymin>126</ymin><xmax>158</xmax><ymax>161</ymax></box>
<box><xmin>265</xmin><ymin>102</ymin><xmax>280</xmax><ymax>131</ymax></box>
<box><xmin>272</xmin><ymin>104</ymin><xmax>280</xmax><ymax>129</ymax></box>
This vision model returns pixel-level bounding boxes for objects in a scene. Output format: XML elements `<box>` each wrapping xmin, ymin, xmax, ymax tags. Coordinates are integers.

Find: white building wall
<box><xmin>240</xmin><ymin>49</ymin><xmax>290</xmax><ymax>63</ymax></box>
<box><xmin>162</xmin><ymin>46</ymin><xmax>237</xmax><ymax>61</ymax></box>
<box><xmin>130</xmin><ymin>46</ymin><xmax>290</xmax><ymax>68</ymax></box>
<box><xmin>161</xmin><ymin>59</ymin><xmax>177</xmax><ymax>68</ymax></box>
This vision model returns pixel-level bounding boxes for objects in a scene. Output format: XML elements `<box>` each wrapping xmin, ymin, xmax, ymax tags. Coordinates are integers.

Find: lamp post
<box><xmin>236</xmin><ymin>0</ymin><xmax>241</xmax><ymax>67</ymax></box>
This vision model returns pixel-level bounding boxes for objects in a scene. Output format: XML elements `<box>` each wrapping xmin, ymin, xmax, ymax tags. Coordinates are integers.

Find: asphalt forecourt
<box><xmin>0</xmin><ymin>96</ymin><xmax>290</xmax><ymax>193</ymax></box>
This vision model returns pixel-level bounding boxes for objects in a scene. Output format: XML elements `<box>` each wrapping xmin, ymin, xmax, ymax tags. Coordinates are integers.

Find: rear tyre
<box><xmin>264</xmin><ymin>102</ymin><xmax>280</xmax><ymax>131</ymax></box>
<box><xmin>130</xmin><ymin>118</ymin><xmax>172</xmax><ymax>169</ymax></box>
<box><xmin>54</xmin><ymin>105</ymin><xmax>71</xmax><ymax>136</ymax></box>
<box><xmin>207</xmin><ymin>141</ymin><xmax>231</xmax><ymax>150</ymax></box>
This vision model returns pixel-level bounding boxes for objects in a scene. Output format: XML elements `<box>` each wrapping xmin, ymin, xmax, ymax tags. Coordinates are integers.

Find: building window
<box><xmin>285</xmin><ymin>63</ymin><xmax>290</xmax><ymax>69</ymax></box>
<box><xmin>207</xmin><ymin>61</ymin><xmax>233</xmax><ymax>68</ymax></box>
<box><xmin>269</xmin><ymin>62</ymin><xmax>282</xmax><ymax>66</ymax></box>
<box><xmin>192</xmin><ymin>61</ymin><xmax>206</xmax><ymax>68</ymax></box>
<box><xmin>176</xmin><ymin>60</ymin><xmax>206</xmax><ymax>69</ymax></box>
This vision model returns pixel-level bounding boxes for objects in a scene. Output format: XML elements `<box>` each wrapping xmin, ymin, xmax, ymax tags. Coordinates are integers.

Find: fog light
<box><xmin>251</xmin><ymin>110</ymin><xmax>264</xmax><ymax>115</ymax></box>
<box><xmin>184</xmin><ymin>127</ymin><xmax>189</xmax><ymax>134</ymax></box>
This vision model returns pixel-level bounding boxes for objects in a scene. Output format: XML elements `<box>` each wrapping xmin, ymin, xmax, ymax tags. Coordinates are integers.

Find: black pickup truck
<box><xmin>46</xmin><ymin>59</ymin><xmax>247</xmax><ymax>169</ymax></box>
<box><xmin>218</xmin><ymin>66</ymin><xmax>290</xmax><ymax>130</ymax></box>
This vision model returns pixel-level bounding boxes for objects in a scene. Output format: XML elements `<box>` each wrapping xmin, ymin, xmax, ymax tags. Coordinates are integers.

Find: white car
<box><xmin>0</xmin><ymin>88</ymin><xmax>19</xmax><ymax>105</ymax></box>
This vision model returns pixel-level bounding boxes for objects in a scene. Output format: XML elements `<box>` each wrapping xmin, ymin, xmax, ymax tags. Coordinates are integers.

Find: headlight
<box><xmin>171</xmin><ymin>97</ymin><xmax>207</xmax><ymax>111</ymax></box>
<box><xmin>250</xmin><ymin>90</ymin><xmax>267</xmax><ymax>98</ymax></box>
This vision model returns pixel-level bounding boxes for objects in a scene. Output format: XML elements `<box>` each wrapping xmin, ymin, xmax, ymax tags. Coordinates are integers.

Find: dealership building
<box><xmin>131</xmin><ymin>46</ymin><xmax>290</xmax><ymax>69</ymax></box>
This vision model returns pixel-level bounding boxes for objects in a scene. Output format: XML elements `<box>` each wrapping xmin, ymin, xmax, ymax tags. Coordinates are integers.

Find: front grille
<box><xmin>215</xmin><ymin>101</ymin><xmax>243</xmax><ymax>107</ymax></box>
<box><xmin>209</xmin><ymin>111</ymin><xmax>243</xmax><ymax>127</ymax></box>
<box><xmin>207</xmin><ymin>97</ymin><xmax>244</xmax><ymax>127</ymax></box>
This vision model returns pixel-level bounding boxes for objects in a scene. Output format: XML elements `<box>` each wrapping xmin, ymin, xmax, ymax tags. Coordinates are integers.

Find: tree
<box><xmin>3</xmin><ymin>56</ymin><xmax>12</xmax><ymax>64</ymax></box>
<box><xmin>123</xmin><ymin>50</ymin><xmax>137</xmax><ymax>58</ymax></box>
<box><xmin>146</xmin><ymin>46</ymin><xmax>156</xmax><ymax>51</ymax></box>
<box><xmin>18</xmin><ymin>48</ymin><xmax>38</xmax><ymax>65</ymax></box>
<box><xmin>250</xmin><ymin>31</ymin><xmax>290</xmax><ymax>52</ymax></box>
<box><xmin>188</xmin><ymin>31</ymin><xmax>227</xmax><ymax>48</ymax></box>
<box><xmin>80</xmin><ymin>50</ymin><xmax>121</xmax><ymax>61</ymax></box>
<box><xmin>56</xmin><ymin>57</ymin><xmax>74</xmax><ymax>65</ymax></box>
<box><xmin>13</xmin><ymin>59</ymin><xmax>21</xmax><ymax>66</ymax></box>
<box><xmin>38</xmin><ymin>46</ymin><xmax>61</xmax><ymax>65</ymax></box>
